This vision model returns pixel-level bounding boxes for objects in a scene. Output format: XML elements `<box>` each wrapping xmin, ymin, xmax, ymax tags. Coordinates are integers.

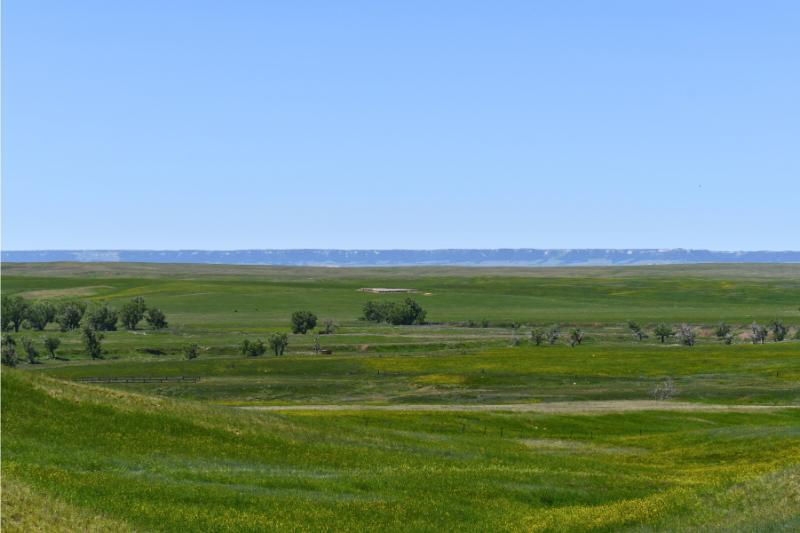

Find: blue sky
<box><xmin>2</xmin><ymin>1</ymin><xmax>798</xmax><ymax>250</ymax></box>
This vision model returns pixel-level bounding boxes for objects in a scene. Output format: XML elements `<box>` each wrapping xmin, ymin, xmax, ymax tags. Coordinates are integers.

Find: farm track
<box><xmin>240</xmin><ymin>400</ymin><xmax>800</xmax><ymax>414</ymax></box>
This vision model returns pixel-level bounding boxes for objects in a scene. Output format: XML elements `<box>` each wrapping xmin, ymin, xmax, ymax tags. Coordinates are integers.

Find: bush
<box><xmin>361</xmin><ymin>299</ymin><xmax>426</xmax><ymax>325</ymax></box>
<box><xmin>569</xmin><ymin>328</ymin><xmax>584</xmax><ymax>347</ymax></box>
<box><xmin>750</xmin><ymin>322</ymin><xmax>768</xmax><ymax>344</ymax></box>
<box><xmin>44</xmin><ymin>336</ymin><xmax>61</xmax><ymax>359</ymax></box>
<box><xmin>82</xmin><ymin>326</ymin><xmax>104</xmax><ymax>359</ymax></box>
<box><xmin>530</xmin><ymin>329</ymin><xmax>545</xmax><ymax>346</ymax></box>
<box><xmin>268</xmin><ymin>333</ymin><xmax>289</xmax><ymax>356</ymax></box>
<box><xmin>120</xmin><ymin>297</ymin><xmax>147</xmax><ymax>330</ymax></box>
<box><xmin>56</xmin><ymin>301</ymin><xmax>87</xmax><ymax>331</ymax></box>
<box><xmin>769</xmin><ymin>320</ymin><xmax>788</xmax><ymax>342</ymax></box>
<box><xmin>546</xmin><ymin>325</ymin><xmax>560</xmax><ymax>345</ymax></box>
<box><xmin>21</xmin><ymin>337</ymin><xmax>40</xmax><ymax>363</ymax></box>
<box><xmin>184</xmin><ymin>343</ymin><xmax>200</xmax><ymax>360</ymax></box>
<box><xmin>85</xmin><ymin>303</ymin><xmax>119</xmax><ymax>331</ymax></box>
<box><xmin>1</xmin><ymin>335</ymin><xmax>19</xmax><ymax>367</ymax></box>
<box><xmin>714</xmin><ymin>322</ymin><xmax>731</xmax><ymax>340</ymax></box>
<box><xmin>678</xmin><ymin>324</ymin><xmax>696</xmax><ymax>346</ymax></box>
<box><xmin>146</xmin><ymin>308</ymin><xmax>168</xmax><ymax>329</ymax></box>
<box><xmin>241</xmin><ymin>339</ymin><xmax>267</xmax><ymax>357</ymax></box>
<box><xmin>291</xmin><ymin>311</ymin><xmax>318</xmax><ymax>334</ymax></box>
<box><xmin>321</xmin><ymin>319</ymin><xmax>337</xmax><ymax>335</ymax></box>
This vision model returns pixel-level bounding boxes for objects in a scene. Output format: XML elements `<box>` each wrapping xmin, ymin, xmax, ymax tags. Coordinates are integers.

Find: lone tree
<box><xmin>678</xmin><ymin>324</ymin><xmax>696</xmax><ymax>346</ymax></box>
<box><xmin>82</xmin><ymin>326</ymin><xmax>104</xmax><ymax>359</ymax></box>
<box><xmin>184</xmin><ymin>343</ymin><xmax>200</xmax><ymax>360</ymax></box>
<box><xmin>530</xmin><ymin>329</ymin><xmax>545</xmax><ymax>346</ymax></box>
<box><xmin>241</xmin><ymin>339</ymin><xmax>267</xmax><ymax>357</ymax></box>
<box><xmin>44</xmin><ymin>336</ymin><xmax>61</xmax><ymax>359</ymax></box>
<box><xmin>2</xmin><ymin>295</ymin><xmax>30</xmax><ymax>332</ymax></box>
<box><xmin>1</xmin><ymin>335</ymin><xmax>19</xmax><ymax>367</ymax></box>
<box><xmin>769</xmin><ymin>320</ymin><xmax>788</xmax><ymax>342</ymax></box>
<box><xmin>56</xmin><ymin>301</ymin><xmax>87</xmax><ymax>331</ymax></box>
<box><xmin>627</xmin><ymin>320</ymin><xmax>647</xmax><ymax>341</ymax></box>
<box><xmin>21</xmin><ymin>337</ymin><xmax>40</xmax><ymax>363</ymax></box>
<box><xmin>569</xmin><ymin>328</ymin><xmax>584</xmax><ymax>347</ymax></box>
<box><xmin>546</xmin><ymin>325</ymin><xmax>561</xmax><ymax>345</ymax></box>
<box><xmin>27</xmin><ymin>301</ymin><xmax>56</xmax><ymax>331</ymax></box>
<box><xmin>120</xmin><ymin>297</ymin><xmax>147</xmax><ymax>330</ymax></box>
<box><xmin>268</xmin><ymin>332</ymin><xmax>289</xmax><ymax>356</ymax></box>
<box><xmin>750</xmin><ymin>322</ymin><xmax>768</xmax><ymax>344</ymax></box>
<box><xmin>291</xmin><ymin>311</ymin><xmax>318</xmax><ymax>334</ymax></box>
<box><xmin>85</xmin><ymin>303</ymin><xmax>118</xmax><ymax>331</ymax></box>
<box><xmin>146</xmin><ymin>308</ymin><xmax>168</xmax><ymax>329</ymax></box>
<box><xmin>654</xmin><ymin>323</ymin><xmax>675</xmax><ymax>343</ymax></box>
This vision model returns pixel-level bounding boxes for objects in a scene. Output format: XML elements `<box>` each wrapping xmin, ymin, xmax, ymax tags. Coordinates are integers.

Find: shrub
<box><xmin>291</xmin><ymin>311</ymin><xmax>317</xmax><ymax>334</ymax></box>
<box><xmin>361</xmin><ymin>299</ymin><xmax>426</xmax><ymax>325</ymax></box>
<box><xmin>241</xmin><ymin>339</ymin><xmax>266</xmax><ymax>357</ymax></box>
<box><xmin>85</xmin><ymin>303</ymin><xmax>119</xmax><ymax>331</ymax></box>
<box><xmin>146</xmin><ymin>308</ymin><xmax>168</xmax><ymax>329</ymax></box>
<box><xmin>678</xmin><ymin>324</ymin><xmax>696</xmax><ymax>346</ymax></box>
<box><xmin>184</xmin><ymin>343</ymin><xmax>200</xmax><ymax>360</ymax></box>
<box><xmin>44</xmin><ymin>336</ymin><xmax>61</xmax><ymax>359</ymax></box>
<box><xmin>750</xmin><ymin>322</ymin><xmax>768</xmax><ymax>344</ymax></box>
<box><xmin>321</xmin><ymin>319</ymin><xmax>336</xmax><ymax>335</ymax></box>
<box><xmin>56</xmin><ymin>301</ymin><xmax>87</xmax><ymax>331</ymax></box>
<box><xmin>546</xmin><ymin>325</ymin><xmax>560</xmax><ymax>345</ymax></box>
<box><xmin>2</xmin><ymin>335</ymin><xmax>19</xmax><ymax>367</ymax></box>
<box><xmin>82</xmin><ymin>326</ymin><xmax>104</xmax><ymax>359</ymax></box>
<box><xmin>530</xmin><ymin>329</ymin><xmax>545</xmax><ymax>346</ymax></box>
<box><xmin>268</xmin><ymin>333</ymin><xmax>289</xmax><ymax>356</ymax></box>
<box><xmin>21</xmin><ymin>337</ymin><xmax>40</xmax><ymax>363</ymax></box>
<box><xmin>653</xmin><ymin>378</ymin><xmax>677</xmax><ymax>400</ymax></box>
<box><xmin>569</xmin><ymin>328</ymin><xmax>584</xmax><ymax>347</ymax></box>
<box><xmin>714</xmin><ymin>322</ymin><xmax>732</xmax><ymax>340</ymax></box>
<box><xmin>769</xmin><ymin>320</ymin><xmax>788</xmax><ymax>342</ymax></box>
<box><xmin>120</xmin><ymin>297</ymin><xmax>147</xmax><ymax>330</ymax></box>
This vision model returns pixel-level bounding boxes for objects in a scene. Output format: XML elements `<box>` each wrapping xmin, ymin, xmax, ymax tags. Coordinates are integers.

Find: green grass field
<box><xmin>2</xmin><ymin>262</ymin><xmax>800</xmax><ymax>531</ymax></box>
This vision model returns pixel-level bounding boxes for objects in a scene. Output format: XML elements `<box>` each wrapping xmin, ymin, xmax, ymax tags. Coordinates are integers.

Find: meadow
<box><xmin>2</xmin><ymin>262</ymin><xmax>799</xmax><ymax>531</ymax></box>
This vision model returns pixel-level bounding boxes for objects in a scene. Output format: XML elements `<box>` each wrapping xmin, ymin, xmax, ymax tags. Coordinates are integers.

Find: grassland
<box><xmin>2</xmin><ymin>262</ymin><xmax>800</xmax><ymax>531</ymax></box>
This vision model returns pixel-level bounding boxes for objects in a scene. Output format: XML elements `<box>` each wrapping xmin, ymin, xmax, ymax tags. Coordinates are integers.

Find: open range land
<box><xmin>2</xmin><ymin>262</ymin><xmax>799</xmax><ymax>531</ymax></box>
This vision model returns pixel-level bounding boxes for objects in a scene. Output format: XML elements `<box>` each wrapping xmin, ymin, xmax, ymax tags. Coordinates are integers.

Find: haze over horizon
<box><xmin>3</xmin><ymin>1</ymin><xmax>798</xmax><ymax>250</ymax></box>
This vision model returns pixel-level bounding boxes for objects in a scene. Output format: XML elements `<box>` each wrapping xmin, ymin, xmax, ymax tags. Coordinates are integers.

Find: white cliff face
<box><xmin>2</xmin><ymin>249</ymin><xmax>799</xmax><ymax>266</ymax></box>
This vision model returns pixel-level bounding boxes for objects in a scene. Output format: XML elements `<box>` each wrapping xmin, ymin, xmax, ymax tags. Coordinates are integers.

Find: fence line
<box><xmin>73</xmin><ymin>376</ymin><xmax>200</xmax><ymax>384</ymax></box>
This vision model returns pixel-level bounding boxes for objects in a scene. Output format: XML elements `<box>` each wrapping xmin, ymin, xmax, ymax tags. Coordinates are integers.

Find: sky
<box><xmin>2</xmin><ymin>1</ymin><xmax>799</xmax><ymax>250</ymax></box>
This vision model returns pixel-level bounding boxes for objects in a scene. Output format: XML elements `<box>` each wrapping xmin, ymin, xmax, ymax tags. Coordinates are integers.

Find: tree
<box><xmin>654</xmin><ymin>323</ymin><xmax>674</xmax><ymax>343</ymax></box>
<box><xmin>82</xmin><ymin>326</ymin><xmax>104</xmax><ymax>359</ymax></box>
<box><xmin>546</xmin><ymin>325</ymin><xmax>560</xmax><ymax>345</ymax></box>
<box><xmin>569</xmin><ymin>328</ymin><xmax>584</xmax><ymax>347</ymax></box>
<box><xmin>627</xmin><ymin>320</ymin><xmax>647</xmax><ymax>341</ymax></box>
<box><xmin>21</xmin><ymin>337</ymin><xmax>40</xmax><ymax>363</ymax></box>
<box><xmin>2</xmin><ymin>295</ymin><xmax>30</xmax><ymax>332</ymax></box>
<box><xmin>678</xmin><ymin>324</ymin><xmax>696</xmax><ymax>346</ymax></box>
<box><xmin>241</xmin><ymin>338</ymin><xmax>266</xmax><ymax>357</ymax></box>
<box><xmin>145</xmin><ymin>308</ymin><xmax>168</xmax><ymax>329</ymax></box>
<box><xmin>184</xmin><ymin>343</ymin><xmax>200</xmax><ymax>360</ymax></box>
<box><xmin>750</xmin><ymin>322</ymin><xmax>768</xmax><ymax>344</ymax></box>
<box><xmin>44</xmin><ymin>336</ymin><xmax>61</xmax><ymax>359</ymax></box>
<box><xmin>361</xmin><ymin>299</ymin><xmax>426</xmax><ymax>325</ymax></box>
<box><xmin>291</xmin><ymin>311</ymin><xmax>318</xmax><ymax>334</ymax></box>
<box><xmin>321</xmin><ymin>319</ymin><xmax>337</xmax><ymax>335</ymax></box>
<box><xmin>120</xmin><ymin>297</ymin><xmax>147</xmax><ymax>330</ymax></box>
<box><xmin>530</xmin><ymin>329</ymin><xmax>545</xmax><ymax>346</ymax></box>
<box><xmin>268</xmin><ymin>332</ymin><xmax>289</xmax><ymax>356</ymax></box>
<box><xmin>56</xmin><ymin>301</ymin><xmax>87</xmax><ymax>331</ymax></box>
<box><xmin>769</xmin><ymin>320</ymin><xmax>788</xmax><ymax>342</ymax></box>
<box><xmin>85</xmin><ymin>303</ymin><xmax>118</xmax><ymax>331</ymax></box>
<box><xmin>313</xmin><ymin>334</ymin><xmax>321</xmax><ymax>354</ymax></box>
<box><xmin>1</xmin><ymin>335</ymin><xmax>19</xmax><ymax>367</ymax></box>
<box><xmin>714</xmin><ymin>322</ymin><xmax>732</xmax><ymax>341</ymax></box>
<box><xmin>27</xmin><ymin>301</ymin><xmax>56</xmax><ymax>331</ymax></box>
